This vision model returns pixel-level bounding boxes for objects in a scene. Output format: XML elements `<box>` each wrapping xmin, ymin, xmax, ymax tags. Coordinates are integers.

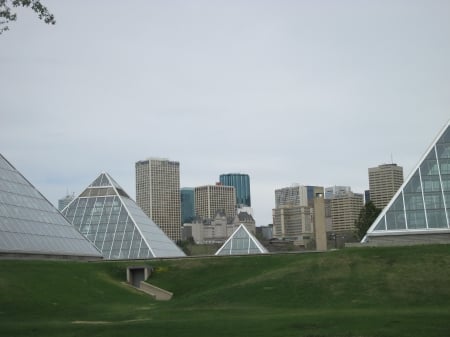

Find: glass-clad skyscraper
<box><xmin>363</xmin><ymin>121</ymin><xmax>450</xmax><ymax>244</ymax></box>
<box><xmin>219</xmin><ymin>173</ymin><xmax>251</xmax><ymax>207</ymax></box>
<box><xmin>0</xmin><ymin>154</ymin><xmax>102</xmax><ymax>259</ymax></box>
<box><xmin>180</xmin><ymin>187</ymin><xmax>195</xmax><ymax>224</ymax></box>
<box><xmin>62</xmin><ymin>173</ymin><xmax>185</xmax><ymax>259</ymax></box>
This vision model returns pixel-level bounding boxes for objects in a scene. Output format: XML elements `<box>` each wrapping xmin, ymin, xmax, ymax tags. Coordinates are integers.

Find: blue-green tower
<box><xmin>219</xmin><ymin>173</ymin><xmax>251</xmax><ymax>207</ymax></box>
<box><xmin>180</xmin><ymin>187</ymin><xmax>195</xmax><ymax>224</ymax></box>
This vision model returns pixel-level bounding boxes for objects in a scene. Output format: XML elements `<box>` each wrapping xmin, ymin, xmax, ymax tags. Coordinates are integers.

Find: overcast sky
<box><xmin>1</xmin><ymin>0</ymin><xmax>449</xmax><ymax>226</ymax></box>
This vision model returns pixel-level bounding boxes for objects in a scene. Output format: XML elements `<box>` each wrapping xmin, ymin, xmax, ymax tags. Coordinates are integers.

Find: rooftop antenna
<box><xmin>391</xmin><ymin>153</ymin><xmax>394</xmax><ymax>164</ymax></box>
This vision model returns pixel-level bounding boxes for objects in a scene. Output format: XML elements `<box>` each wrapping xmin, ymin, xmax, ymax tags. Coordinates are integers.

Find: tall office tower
<box><xmin>180</xmin><ymin>187</ymin><xmax>195</xmax><ymax>224</ymax></box>
<box><xmin>135</xmin><ymin>158</ymin><xmax>181</xmax><ymax>241</ymax></box>
<box><xmin>325</xmin><ymin>186</ymin><xmax>351</xmax><ymax>199</ymax></box>
<box><xmin>219</xmin><ymin>173</ymin><xmax>251</xmax><ymax>207</ymax></box>
<box><xmin>194</xmin><ymin>185</ymin><xmax>236</xmax><ymax>220</ymax></box>
<box><xmin>330</xmin><ymin>191</ymin><xmax>364</xmax><ymax>232</ymax></box>
<box><xmin>368</xmin><ymin>164</ymin><xmax>404</xmax><ymax>209</ymax></box>
<box><xmin>58</xmin><ymin>193</ymin><xmax>74</xmax><ymax>211</ymax></box>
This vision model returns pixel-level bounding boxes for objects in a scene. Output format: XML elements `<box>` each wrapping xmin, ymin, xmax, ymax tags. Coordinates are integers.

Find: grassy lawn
<box><xmin>1</xmin><ymin>244</ymin><xmax>449</xmax><ymax>337</ymax></box>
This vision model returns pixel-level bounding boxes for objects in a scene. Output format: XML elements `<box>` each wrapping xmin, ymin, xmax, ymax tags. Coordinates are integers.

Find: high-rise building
<box><xmin>219</xmin><ymin>173</ymin><xmax>251</xmax><ymax>207</ymax></box>
<box><xmin>273</xmin><ymin>184</ymin><xmax>322</xmax><ymax>244</ymax></box>
<box><xmin>272</xmin><ymin>206</ymin><xmax>313</xmax><ymax>241</ymax></box>
<box><xmin>194</xmin><ymin>184</ymin><xmax>236</xmax><ymax>220</ymax></box>
<box><xmin>135</xmin><ymin>158</ymin><xmax>181</xmax><ymax>241</ymax></box>
<box><xmin>363</xmin><ymin>121</ymin><xmax>450</xmax><ymax>245</ymax></box>
<box><xmin>62</xmin><ymin>173</ymin><xmax>185</xmax><ymax>259</ymax></box>
<box><xmin>180</xmin><ymin>187</ymin><xmax>195</xmax><ymax>224</ymax></box>
<box><xmin>330</xmin><ymin>191</ymin><xmax>364</xmax><ymax>232</ymax></box>
<box><xmin>368</xmin><ymin>164</ymin><xmax>404</xmax><ymax>209</ymax></box>
<box><xmin>58</xmin><ymin>193</ymin><xmax>74</xmax><ymax>211</ymax></box>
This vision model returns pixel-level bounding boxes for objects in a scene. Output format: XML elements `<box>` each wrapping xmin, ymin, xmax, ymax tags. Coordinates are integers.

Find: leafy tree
<box><xmin>355</xmin><ymin>201</ymin><xmax>382</xmax><ymax>240</ymax></box>
<box><xmin>0</xmin><ymin>0</ymin><xmax>55</xmax><ymax>34</ymax></box>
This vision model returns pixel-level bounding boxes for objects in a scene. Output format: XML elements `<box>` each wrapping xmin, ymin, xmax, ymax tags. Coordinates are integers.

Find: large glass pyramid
<box><xmin>215</xmin><ymin>224</ymin><xmax>268</xmax><ymax>255</ymax></box>
<box><xmin>0</xmin><ymin>154</ymin><xmax>102</xmax><ymax>259</ymax></box>
<box><xmin>362</xmin><ymin>121</ymin><xmax>450</xmax><ymax>243</ymax></box>
<box><xmin>62</xmin><ymin>173</ymin><xmax>185</xmax><ymax>259</ymax></box>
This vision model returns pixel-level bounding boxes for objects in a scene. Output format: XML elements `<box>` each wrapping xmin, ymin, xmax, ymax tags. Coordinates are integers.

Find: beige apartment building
<box><xmin>272</xmin><ymin>185</ymin><xmax>326</xmax><ymax>247</ymax></box>
<box><xmin>330</xmin><ymin>191</ymin><xmax>364</xmax><ymax>232</ymax></box>
<box><xmin>135</xmin><ymin>158</ymin><xmax>181</xmax><ymax>241</ymax></box>
<box><xmin>368</xmin><ymin>163</ymin><xmax>404</xmax><ymax>209</ymax></box>
<box><xmin>194</xmin><ymin>184</ymin><xmax>236</xmax><ymax>220</ymax></box>
<box><xmin>272</xmin><ymin>206</ymin><xmax>314</xmax><ymax>243</ymax></box>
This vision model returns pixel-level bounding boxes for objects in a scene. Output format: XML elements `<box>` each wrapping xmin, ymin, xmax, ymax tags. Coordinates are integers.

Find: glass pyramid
<box><xmin>0</xmin><ymin>154</ymin><xmax>102</xmax><ymax>259</ymax></box>
<box><xmin>215</xmin><ymin>224</ymin><xmax>268</xmax><ymax>255</ymax></box>
<box><xmin>362</xmin><ymin>121</ymin><xmax>450</xmax><ymax>242</ymax></box>
<box><xmin>62</xmin><ymin>173</ymin><xmax>185</xmax><ymax>259</ymax></box>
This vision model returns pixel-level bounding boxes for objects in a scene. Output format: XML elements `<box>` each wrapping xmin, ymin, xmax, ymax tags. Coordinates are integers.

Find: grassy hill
<box><xmin>1</xmin><ymin>244</ymin><xmax>449</xmax><ymax>337</ymax></box>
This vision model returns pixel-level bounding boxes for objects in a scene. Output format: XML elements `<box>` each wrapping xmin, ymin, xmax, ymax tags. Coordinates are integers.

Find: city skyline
<box><xmin>4</xmin><ymin>127</ymin><xmax>448</xmax><ymax>228</ymax></box>
<box><xmin>1</xmin><ymin>1</ymin><xmax>449</xmax><ymax>227</ymax></box>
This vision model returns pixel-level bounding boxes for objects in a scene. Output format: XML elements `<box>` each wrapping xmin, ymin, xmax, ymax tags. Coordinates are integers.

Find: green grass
<box><xmin>1</xmin><ymin>244</ymin><xmax>450</xmax><ymax>337</ymax></box>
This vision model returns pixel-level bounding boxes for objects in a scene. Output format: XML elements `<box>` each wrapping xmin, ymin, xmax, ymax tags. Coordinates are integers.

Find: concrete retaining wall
<box><xmin>139</xmin><ymin>281</ymin><xmax>173</xmax><ymax>300</ymax></box>
<box><xmin>350</xmin><ymin>233</ymin><xmax>450</xmax><ymax>247</ymax></box>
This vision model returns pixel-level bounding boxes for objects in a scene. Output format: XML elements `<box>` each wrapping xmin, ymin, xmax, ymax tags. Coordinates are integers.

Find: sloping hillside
<box><xmin>1</xmin><ymin>244</ymin><xmax>449</xmax><ymax>337</ymax></box>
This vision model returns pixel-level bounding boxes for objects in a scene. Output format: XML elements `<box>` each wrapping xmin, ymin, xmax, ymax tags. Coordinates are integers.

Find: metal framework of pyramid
<box><xmin>362</xmin><ymin>121</ymin><xmax>450</xmax><ymax>243</ymax></box>
<box><xmin>215</xmin><ymin>224</ymin><xmax>268</xmax><ymax>255</ymax></box>
<box><xmin>62</xmin><ymin>173</ymin><xmax>185</xmax><ymax>259</ymax></box>
<box><xmin>0</xmin><ymin>154</ymin><xmax>102</xmax><ymax>259</ymax></box>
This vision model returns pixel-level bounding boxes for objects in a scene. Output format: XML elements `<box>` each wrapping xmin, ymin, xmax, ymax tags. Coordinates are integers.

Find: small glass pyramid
<box><xmin>215</xmin><ymin>224</ymin><xmax>268</xmax><ymax>255</ymax></box>
<box><xmin>362</xmin><ymin>121</ymin><xmax>450</xmax><ymax>242</ymax></box>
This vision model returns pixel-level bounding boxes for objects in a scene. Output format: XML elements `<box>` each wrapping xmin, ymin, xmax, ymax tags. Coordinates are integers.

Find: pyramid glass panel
<box><xmin>373</xmin><ymin>216</ymin><xmax>386</xmax><ymax>231</ymax></box>
<box><xmin>363</xmin><ymin>122</ymin><xmax>450</xmax><ymax>243</ymax></box>
<box><xmin>62</xmin><ymin>172</ymin><xmax>185</xmax><ymax>259</ymax></box>
<box><xmin>215</xmin><ymin>224</ymin><xmax>268</xmax><ymax>255</ymax></box>
<box><xmin>0</xmin><ymin>154</ymin><xmax>102</xmax><ymax>258</ymax></box>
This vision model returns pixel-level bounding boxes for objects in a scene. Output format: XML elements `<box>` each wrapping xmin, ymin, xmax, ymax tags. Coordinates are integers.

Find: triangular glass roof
<box><xmin>215</xmin><ymin>224</ymin><xmax>268</xmax><ymax>255</ymax></box>
<box><xmin>62</xmin><ymin>172</ymin><xmax>185</xmax><ymax>259</ymax></box>
<box><xmin>362</xmin><ymin>121</ymin><xmax>450</xmax><ymax>242</ymax></box>
<box><xmin>0</xmin><ymin>154</ymin><xmax>102</xmax><ymax>258</ymax></box>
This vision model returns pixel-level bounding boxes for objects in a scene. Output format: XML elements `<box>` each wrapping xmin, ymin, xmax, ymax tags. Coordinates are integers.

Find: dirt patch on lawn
<box><xmin>72</xmin><ymin>318</ymin><xmax>151</xmax><ymax>325</ymax></box>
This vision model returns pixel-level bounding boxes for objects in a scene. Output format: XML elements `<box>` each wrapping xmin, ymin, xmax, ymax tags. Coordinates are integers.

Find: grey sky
<box><xmin>1</xmin><ymin>0</ymin><xmax>449</xmax><ymax>226</ymax></box>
